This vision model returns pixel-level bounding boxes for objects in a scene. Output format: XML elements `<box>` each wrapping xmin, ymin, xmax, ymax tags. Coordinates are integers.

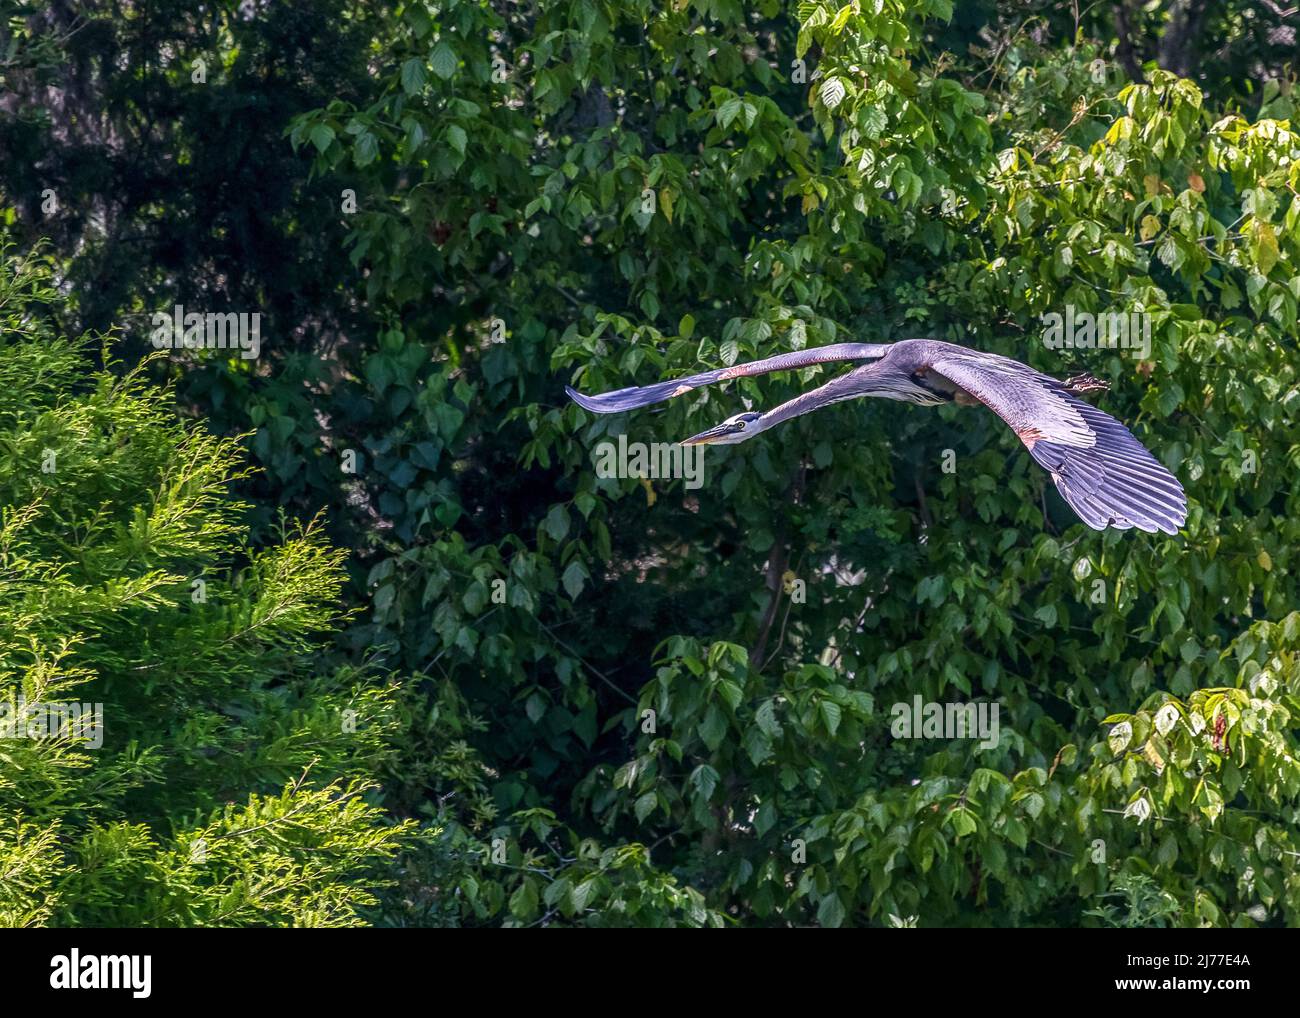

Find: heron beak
<box><xmin>681</xmin><ymin>421</ymin><xmax>741</xmax><ymax>446</ymax></box>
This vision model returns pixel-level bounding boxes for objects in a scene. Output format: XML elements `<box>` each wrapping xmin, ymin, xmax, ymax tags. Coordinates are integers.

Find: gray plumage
<box><xmin>567</xmin><ymin>338</ymin><xmax>1188</xmax><ymax>535</ymax></box>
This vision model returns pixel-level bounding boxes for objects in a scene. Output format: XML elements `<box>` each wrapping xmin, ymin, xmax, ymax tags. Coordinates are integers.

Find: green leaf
<box><xmin>634</xmin><ymin>792</ymin><xmax>657</xmax><ymax>823</ymax></box>
<box><xmin>755</xmin><ymin>699</ymin><xmax>782</xmax><ymax>738</ymax></box>
<box><xmin>430</xmin><ymin>41</ymin><xmax>457</xmax><ymax>80</ymax></box>
<box><xmin>699</xmin><ymin>704</ymin><xmax>727</xmax><ymax>751</ymax></box>
<box><xmin>690</xmin><ymin>764</ymin><xmax>719</xmax><ymax>801</ymax></box>
<box><xmin>354</xmin><ymin>131</ymin><xmax>378</xmax><ymax>167</ymax></box>
<box><xmin>509</xmin><ymin>878</ymin><xmax>539</xmax><ymax>920</ymax></box>
<box><xmin>543</xmin><ymin>504</ymin><xmax>570</xmax><ymax>541</ymax></box>
<box><xmin>717</xmin><ymin>96</ymin><xmax>744</xmax><ymax>129</ymax></box>
<box><xmin>401</xmin><ymin>57</ymin><xmax>427</xmax><ymax>95</ymax></box>
<box><xmin>1253</xmin><ymin>220</ymin><xmax>1280</xmax><ymax>275</ymax></box>
<box><xmin>819</xmin><ymin>77</ymin><xmax>846</xmax><ymax>109</ymax></box>
<box><xmin>561</xmin><ymin>560</ymin><xmax>588</xmax><ymax>600</ymax></box>
<box><xmin>817</xmin><ymin>894</ymin><xmax>845</xmax><ymax>928</ymax></box>
<box><xmin>309</xmin><ymin>122</ymin><xmax>335</xmax><ymax>154</ymax></box>
<box><xmin>819</xmin><ymin>700</ymin><xmax>842</xmax><ymax>736</ymax></box>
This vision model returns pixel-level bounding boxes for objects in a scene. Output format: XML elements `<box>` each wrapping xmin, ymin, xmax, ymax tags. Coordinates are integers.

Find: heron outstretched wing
<box><xmin>931</xmin><ymin>354</ymin><xmax>1187</xmax><ymax>534</ymax></box>
<box><xmin>566</xmin><ymin>342</ymin><xmax>888</xmax><ymax>414</ymax></box>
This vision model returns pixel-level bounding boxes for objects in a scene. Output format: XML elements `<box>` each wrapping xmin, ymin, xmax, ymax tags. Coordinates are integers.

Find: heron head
<box><xmin>681</xmin><ymin>411</ymin><xmax>764</xmax><ymax>446</ymax></box>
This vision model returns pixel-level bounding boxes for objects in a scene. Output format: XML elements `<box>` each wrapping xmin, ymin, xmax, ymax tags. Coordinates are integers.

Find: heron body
<box><xmin>566</xmin><ymin>338</ymin><xmax>1188</xmax><ymax>535</ymax></box>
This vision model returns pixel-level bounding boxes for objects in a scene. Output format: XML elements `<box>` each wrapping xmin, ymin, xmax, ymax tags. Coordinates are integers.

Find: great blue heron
<box><xmin>566</xmin><ymin>338</ymin><xmax>1187</xmax><ymax>535</ymax></box>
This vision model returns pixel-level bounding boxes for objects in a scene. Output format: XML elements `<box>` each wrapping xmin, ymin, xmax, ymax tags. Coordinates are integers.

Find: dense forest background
<box><xmin>1</xmin><ymin>0</ymin><xmax>1298</xmax><ymax>927</ymax></box>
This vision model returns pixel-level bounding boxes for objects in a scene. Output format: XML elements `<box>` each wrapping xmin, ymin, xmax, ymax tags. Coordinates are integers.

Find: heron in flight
<box><xmin>567</xmin><ymin>338</ymin><xmax>1187</xmax><ymax>535</ymax></box>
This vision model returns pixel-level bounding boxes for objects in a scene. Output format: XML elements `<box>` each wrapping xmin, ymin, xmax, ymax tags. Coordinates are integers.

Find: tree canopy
<box><xmin>1</xmin><ymin>0</ymin><xmax>1298</xmax><ymax>927</ymax></box>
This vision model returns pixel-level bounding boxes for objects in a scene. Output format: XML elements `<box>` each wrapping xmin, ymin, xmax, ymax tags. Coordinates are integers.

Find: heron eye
<box><xmin>735</xmin><ymin>420</ymin><xmax>745</xmax><ymax>429</ymax></box>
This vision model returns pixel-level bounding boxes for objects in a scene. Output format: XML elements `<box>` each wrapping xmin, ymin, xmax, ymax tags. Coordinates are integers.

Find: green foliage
<box><xmin>294</xmin><ymin>0</ymin><xmax>1300</xmax><ymax>927</ymax></box>
<box><xmin>1084</xmin><ymin>873</ymin><xmax>1182</xmax><ymax>929</ymax></box>
<box><xmin>0</xmin><ymin>247</ymin><xmax>413</xmax><ymax>926</ymax></box>
<box><xmin>4</xmin><ymin>0</ymin><xmax>1300</xmax><ymax>926</ymax></box>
